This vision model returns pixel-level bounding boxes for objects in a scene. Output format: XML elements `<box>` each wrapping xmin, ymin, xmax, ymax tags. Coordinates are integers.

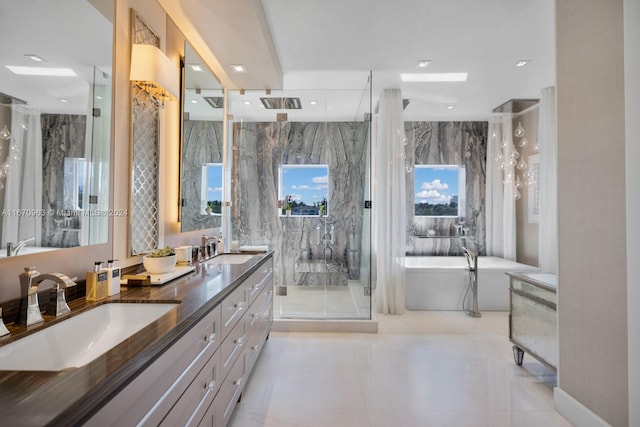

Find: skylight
<box><xmin>6</xmin><ymin>66</ymin><xmax>77</xmax><ymax>77</ymax></box>
<box><xmin>400</xmin><ymin>72</ymin><xmax>468</xmax><ymax>82</ymax></box>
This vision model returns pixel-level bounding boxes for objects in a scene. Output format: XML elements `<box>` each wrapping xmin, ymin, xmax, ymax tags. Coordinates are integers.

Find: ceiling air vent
<box><xmin>260</xmin><ymin>97</ymin><xmax>302</xmax><ymax>110</ymax></box>
<box><xmin>203</xmin><ymin>96</ymin><xmax>224</xmax><ymax>109</ymax></box>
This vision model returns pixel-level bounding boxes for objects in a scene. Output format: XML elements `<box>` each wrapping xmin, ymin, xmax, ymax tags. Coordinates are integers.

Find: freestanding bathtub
<box><xmin>404</xmin><ymin>256</ymin><xmax>538</xmax><ymax>311</ymax></box>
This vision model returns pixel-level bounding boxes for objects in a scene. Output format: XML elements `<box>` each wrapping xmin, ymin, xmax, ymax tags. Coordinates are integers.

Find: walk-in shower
<box><xmin>226</xmin><ymin>75</ymin><xmax>372</xmax><ymax>320</ymax></box>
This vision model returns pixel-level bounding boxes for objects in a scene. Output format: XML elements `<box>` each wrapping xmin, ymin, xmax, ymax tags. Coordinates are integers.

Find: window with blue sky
<box><xmin>279</xmin><ymin>165</ymin><xmax>329</xmax><ymax>216</ymax></box>
<box><xmin>414</xmin><ymin>165</ymin><xmax>465</xmax><ymax>217</ymax></box>
<box><xmin>201</xmin><ymin>163</ymin><xmax>222</xmax><ymax>215</ymax></box>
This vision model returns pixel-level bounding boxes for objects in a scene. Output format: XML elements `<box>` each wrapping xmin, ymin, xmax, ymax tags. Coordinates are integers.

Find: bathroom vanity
<box><xmin>0</xmin><ymin>251</ymin><xmax>273</xmax><ymax>427</ymax></box>
<box><xmin>507</xmin><ymin>272</ymin><xmax>558</xmax><ymax>370</ymax></box>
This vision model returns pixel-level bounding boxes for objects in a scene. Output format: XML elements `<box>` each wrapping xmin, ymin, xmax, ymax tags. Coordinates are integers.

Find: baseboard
<box><xmin>554</xmin><ymin>387</ymin><xmax>612</xmax><ymax>427</ymax></box>
<box><xmin>272</xmin><ymin>318</ymin><xmax>378</xmax><ymax>333</ymax></box>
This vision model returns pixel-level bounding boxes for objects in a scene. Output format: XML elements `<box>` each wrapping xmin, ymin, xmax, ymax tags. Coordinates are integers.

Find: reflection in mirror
<box><xmin>180</xmin><ymin>43</ymin><xmax>224</xmax><ymax>232</ymax></box>
<box><xmin>0</xmin><ymin>0</ymin><xmax>113</xmax><ymax>258</ymax></box>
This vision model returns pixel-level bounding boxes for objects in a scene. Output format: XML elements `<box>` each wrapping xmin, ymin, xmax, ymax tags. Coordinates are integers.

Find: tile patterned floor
<box><xmin>229</xmin><ymin>311</ymin><xmax>573</xmax><ymax>427</ymax></box>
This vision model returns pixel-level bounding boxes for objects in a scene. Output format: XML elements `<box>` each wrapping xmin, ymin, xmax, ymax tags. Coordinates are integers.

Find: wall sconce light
<box><xmin>130</xmin><ymin>43</ymin><xmax>179</xmax><ymax>106</ymax></box>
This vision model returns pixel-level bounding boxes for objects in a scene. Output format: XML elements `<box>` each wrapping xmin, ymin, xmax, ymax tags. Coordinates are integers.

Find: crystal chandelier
<box><xmin>494</xmin><ymin>120</ymin><xmax>537</xmax><ymax>200</ymax></box>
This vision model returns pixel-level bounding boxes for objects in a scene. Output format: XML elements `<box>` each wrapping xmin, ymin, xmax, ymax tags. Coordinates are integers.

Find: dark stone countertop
<box><xmin>0</xmin><ymin>251</ymin><xmax>273</xmax><ymax>427</ymax></box>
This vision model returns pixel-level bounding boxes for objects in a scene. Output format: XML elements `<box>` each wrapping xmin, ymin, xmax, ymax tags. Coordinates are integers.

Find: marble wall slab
<box><xmin>181</xmin><ymin>120</ymin><xmax>223</xmax><ymax>232</ymax></box>
<box><xmin>41</xmin><ymin>113</ymin><xmax>86</xmax><ymax>248</ymax></box>
<box><xmin>405</xmin><ymin>121</ymin><xmax>488</xmax><ymax>256</ymax></box>
<box><xmin>231</xmin><ymin>121</ymin><xmax>370</xmax><ymax>288</ymax></box>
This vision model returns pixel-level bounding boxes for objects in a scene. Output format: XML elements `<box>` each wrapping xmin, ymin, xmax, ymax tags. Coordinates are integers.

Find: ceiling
<box><xmin>178</xmin><ymin>0</ymin><xmax>555</xmax><ymax>122</ymax></box>
<box><xmin>1</xmin><ymin>0</ymin><xmax>555</xmax><ymax>122</ymax></box>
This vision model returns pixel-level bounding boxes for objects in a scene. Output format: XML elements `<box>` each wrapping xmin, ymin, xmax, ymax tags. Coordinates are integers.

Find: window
<box><xmin>414</xmin><ymin>165</ymin><xmax>465</xmax><ymax>217</ymax></box>
<box><xmin>528</xmin><ymin>154</ymin><xmax>540</xmax><ymax>223</ymax></box>
<box><xmin>63</xmin><ymin>158</ymin><xmax>88</xmax><ymax>210</ymax></box>
<box><xmin>278</xmin><ymin>165</ymin><xmax>329</xmax><ymax>216</ymax></box>
<box><xmin>201</xmin><ymin>163</ymin><xmax>223</xmax><ymax>215</ymax></box>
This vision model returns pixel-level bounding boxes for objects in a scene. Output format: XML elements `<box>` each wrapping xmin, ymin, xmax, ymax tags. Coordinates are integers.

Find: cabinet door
<box><xmin>160</xmin><ymin>349</ymin><xmax>221</xmax><ymax>427</ymax></box>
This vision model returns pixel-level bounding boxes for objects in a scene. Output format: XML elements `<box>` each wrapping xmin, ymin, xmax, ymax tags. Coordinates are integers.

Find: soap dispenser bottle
<box><xmin>86</xmin><ymin>261</ymin><xmax>108</xmax><ymax>301</ymax></box>
<box><xmin>104</xmin><ymin>259</ymin><xmax>121</xmax><ymax>296</ymax></box>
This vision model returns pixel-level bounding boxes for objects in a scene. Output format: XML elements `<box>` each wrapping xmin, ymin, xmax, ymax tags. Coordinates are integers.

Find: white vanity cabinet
<box><xmin>204</xmin><ymin>258</ymin><xmax>273</xmax><ymax>427</ymax></box>
<box><xmin>86</xmin><ymin>256</ymin><xmax>273</xmax><ymax>427</ymax></box>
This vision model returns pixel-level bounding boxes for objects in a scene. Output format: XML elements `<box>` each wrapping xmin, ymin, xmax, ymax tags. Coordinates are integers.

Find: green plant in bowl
<box><xmin>149</xmin><ymin>246</ymin><xmax>175</xmax><ymax>257</ymax></box>
<box><xmin>143</xmin><ymin>247</ymin><xmax>177</xmax><ymax>274</ymax></box>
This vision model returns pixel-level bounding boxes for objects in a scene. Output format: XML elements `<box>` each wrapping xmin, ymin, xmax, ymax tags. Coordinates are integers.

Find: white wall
<box><xmin>625</xmin><ymin>0</ymin><xmax>640</xmax><ymax>425</ymax></box>
<box><xmin>555</xmin><ymin>0</ymin><xmax>628</xmax><ymax>426</ymax></box>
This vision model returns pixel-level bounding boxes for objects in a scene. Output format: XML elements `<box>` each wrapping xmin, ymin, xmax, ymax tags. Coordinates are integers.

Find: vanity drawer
<box><xmin>214</xmin><ymin>353</ymin><xmax>246</xmax><ymax>427</ymax></box>
<box><xmin>220</xmin><ymin>314</ymin><xmax>247</xmax><ymax>380</ymax></box>
<box><xmin>244</xmin><ymin>260</ymin><xmax>273</xmax><ymax>306</ymax></box>
<box><xmin>245</xmin><ymin>299</ymin><xmax>272</xmax><ymax>376</ymax></box>
<box><xmin>220</xmin><ymin>284</ymin><xmax>248</xmax><ymax>340</ymax></box>
<box><xmin>160</xmin><ymin>348</ymin><xmax>221</xmax><ymax>427</ymax></box>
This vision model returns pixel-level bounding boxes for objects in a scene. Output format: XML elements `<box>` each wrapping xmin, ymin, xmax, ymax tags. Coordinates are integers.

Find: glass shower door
<box><xmin>227</xmin><ymin>74</ymin><xmax>372</xmax><ymax>320</ymax></box>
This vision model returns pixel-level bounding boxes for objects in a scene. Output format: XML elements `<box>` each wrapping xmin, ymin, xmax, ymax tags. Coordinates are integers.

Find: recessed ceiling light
<box><xmin>95</xmin><ymin>95</ymin><xmax>103</xmax><ymax>100</ymax></box>
<box><xmin>231</xmin><ymin>64</ymin><xmax>247</xmax><ymax>73</ymax></box>
<box><xmin>191</xmin><ymin>99</ymin><xmax>198</xmax><ymax>104</ymax></box>
<box><xmin>515</xmin><ymin>60</ymin><xmax>531</xmax><ymax>67</ymax></box>
<box><xmin>310</xmin><ymin>100</ymin><xmax>317</xmax><ymax>105</ymax></box>
<box><xmin>6</xmin><ymin>66</ymin><xmax>76</xmax><ymax>76</ymax></box>
<box><xmin>416</xmin><ymin>60</ymin><xmax>431</xmax><ymax>68</ymax></box>
<box><xmin>59</xmin><ymin>98</ymin><xmax>70</xmax><ymax>103</ymax></box>
<box><xmin>24</xmin><ymin>54</ymin><xmax>45</xmax><ymax>62</ymax></box>
<box><xmin>400</xmin><ymin>72</ymin><xmax>468</xmax><ymax>82</ymax></box>
<box><xmin>446</xmin><ymin>105</ymin><xmax>455</xmax><ymax>110</ymax></box>
<box><xmin>243</xmin><ymin>101</ymin><xmax>251</xmax><ymax>105</ymax></box>
<box><xmin>190</xmin><ymin>64</ymin><xmax>203</xmax><ymax>72</ymax></box>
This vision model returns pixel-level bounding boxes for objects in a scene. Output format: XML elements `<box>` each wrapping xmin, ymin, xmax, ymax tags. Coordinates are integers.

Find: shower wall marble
<box><xmin>181</xmin><ymin>120</ymin><xmax>223</xmax><ymax>231</ymax></box>
<box><xmin>405</xmin><ymin>121</ymin><xmax>488</xmax><ymax>256</ymax></box>
<box><xmin>41</xmin><ymin>113</ymin><xmax>86</xmax><ymax>248</ymax></box>
<box><xmin>231</xmin><ymin>121</ymin><xmax>370</xmax><ymax>288</ymax></box>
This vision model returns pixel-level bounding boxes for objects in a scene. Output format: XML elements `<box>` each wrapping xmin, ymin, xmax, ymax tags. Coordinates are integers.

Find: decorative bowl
<box><xmin>143</xmin><ymin>254</ymin><xmax>177</xmax><ymax>274</ymax></box>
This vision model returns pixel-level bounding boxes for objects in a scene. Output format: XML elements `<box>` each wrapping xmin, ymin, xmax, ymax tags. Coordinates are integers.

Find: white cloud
<box><xmin>312</xmin><ymin>175</ymin><xmax>328</xmax><ymax>184</ymax></box>
<box><xmin>416</xmin><ymin>189</ymin><xmax>451</xmax><ymax>204</ymax></box>
<box><xmin>208</xmin><ymin>186</ymin><xmax>222</xmax><ymax>193</ymax></box>
<box><xmin>421</xmin><ymin>179</ymin><xmax>449</xmax><ymax>191</ymax></box>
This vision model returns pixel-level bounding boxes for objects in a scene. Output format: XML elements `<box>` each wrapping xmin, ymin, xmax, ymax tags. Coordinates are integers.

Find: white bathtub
<box><xmin>405</xmin><ymin>256</ymin><xmax>538</xmax><ymax>311</ymax></box>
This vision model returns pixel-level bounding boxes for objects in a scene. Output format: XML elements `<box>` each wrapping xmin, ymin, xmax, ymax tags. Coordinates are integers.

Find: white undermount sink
<box><xmin>206</xmin><ymin>254</ymin><xmax>255</xmax><ymax>264</ymax></box>
<box><xmin>0</xmin><ymin>302</ymin><xmax>178</xmax><ymax>371</ymax></box>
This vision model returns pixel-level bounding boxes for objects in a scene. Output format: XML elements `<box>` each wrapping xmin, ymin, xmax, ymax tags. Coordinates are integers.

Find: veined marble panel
<box><xmin>41</xmin><ymin>114</ymin><xmax>86</xmax><ymax>248</ymax></box>
<box><xmin>405</xmin><ymin>121</ymin><xmax>488</xmax><ymax>256</ymax></box>
<box><xmin>231</xmin><ymin>122</ymin><xmax>370</xmax><ymax>288</ymax></box>
<box><xmin>181</xmin><ymin>120</ymin><xmax>223</xmax><ymax>232</ymax></box>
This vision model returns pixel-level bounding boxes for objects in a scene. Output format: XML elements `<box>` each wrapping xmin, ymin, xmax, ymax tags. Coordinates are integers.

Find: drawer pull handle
<box><xmin>268</xmin><ymin>290</ymin><xmax>273</xmax><ymax>296</ymax></box>
<box><xmin>234</xmin><ymin>301</ymin><xmax>246</xmax><ymax>309</ymax></box>
<box><xmin>251</xmin><ymin>345</ymin><xmax>258</xmax><ymax>351</ymax></box>
<box><xmin>234</xmin><ymin>335</ymin><xmax>245</xmax><ymax>345</ymax></box>
<box><xmin>205</xmin><ymin>380</ymin><xmax>216</xmax><ymax>390</ymax></box>
<box><xmin>205</xmin><ymin>333</ymin><xmax>216</xmax><ymax>343</ymax></box>
<box><xmin>234</xmin><ymin>378</ymin><xmax>243</xmax><ymax>387</ymax></box>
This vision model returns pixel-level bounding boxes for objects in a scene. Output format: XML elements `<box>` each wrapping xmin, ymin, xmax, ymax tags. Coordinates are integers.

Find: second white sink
<box><xmin>0</xmin><ymin>303</ymin><xmax>178</xmax><ymax>371</ymax></box>
<box><xmin>207</xmin><ymin>254</ymin><xmax>255</xmax><ymax>264</ymax></box>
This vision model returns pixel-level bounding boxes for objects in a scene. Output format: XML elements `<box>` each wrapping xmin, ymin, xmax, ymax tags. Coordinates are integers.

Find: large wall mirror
<box><xmin>0</xmin><ymin>0</ymin><xmax>113</xmax><ymax>259</ymax></box>
<box><xmin>180</xmin><ymin>42</ymin><xmax>224</xmax><ymax>232</ymax></box>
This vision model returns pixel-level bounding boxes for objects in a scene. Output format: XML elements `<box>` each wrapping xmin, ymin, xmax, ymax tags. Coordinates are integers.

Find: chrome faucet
<box><xmin>201</xmin><ymin>234</ymin><xmax>222</xmax><ymax>258</ymax></box>
<box><xmin>6</xmin><ymin>237</ymin><xmax>36</xmax><ymax>257</ymax></box>
<box><xmin>16</xmin><ymin>267</ymin><xmax>77</xmax><ymax>325</ymax></box>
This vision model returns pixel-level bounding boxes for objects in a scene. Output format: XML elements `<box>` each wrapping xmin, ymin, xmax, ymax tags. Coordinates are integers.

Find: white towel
<box><xmin>239</xmin><ymin>245</ymin><xmax>269</xmax><ymax>252</ymax></box>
